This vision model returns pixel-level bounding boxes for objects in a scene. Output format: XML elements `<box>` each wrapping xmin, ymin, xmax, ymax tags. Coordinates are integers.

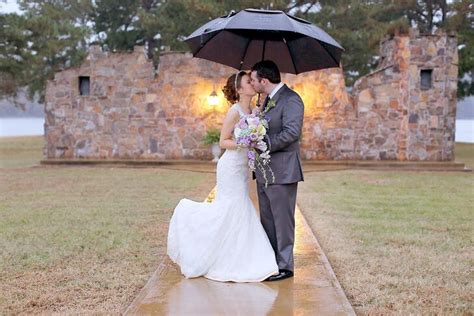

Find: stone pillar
<box><xmin>406</xmin><ymin>28</ymin><xmax>458</xmax><ymax>160</ymax></box>
<box><xmin>351</xmin><ymin>28</ymin><xmax>457</xmax><ymax>161</ymax></box>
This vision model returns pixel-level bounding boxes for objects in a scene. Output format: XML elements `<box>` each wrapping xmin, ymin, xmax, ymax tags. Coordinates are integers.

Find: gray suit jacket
<box><xmin>253</xmin><ymin>84</ymin><xmax>304</xmax><ymax>184</ymax></box>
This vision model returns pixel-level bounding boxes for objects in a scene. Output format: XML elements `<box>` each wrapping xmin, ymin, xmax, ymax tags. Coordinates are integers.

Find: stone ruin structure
<box><xmin>44</xmin><ymin>28</ymin><xmax>458</xmax><ymax>161</ymax></box>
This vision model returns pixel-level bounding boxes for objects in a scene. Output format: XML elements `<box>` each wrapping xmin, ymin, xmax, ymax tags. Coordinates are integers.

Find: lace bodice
<box><xmin>231</xmin><ymin>103</ymin><xmax>250</xmax><ymax>118</ymax></box>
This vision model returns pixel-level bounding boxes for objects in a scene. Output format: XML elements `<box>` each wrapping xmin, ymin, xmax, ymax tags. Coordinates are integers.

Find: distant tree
<box><xmin>1</xmin><ymin>0</ymin><xmax>472</xmax><ymax>107</ymax></box>
<box><xmin>444</xmin><ymin>0</ymin><xmax>473</xmax><ymax>99</ymax></box>
<box><xmin>90</xmin><ymin>0</ymin><xmax>290</xmax><ymax>64</ymax></box>
<box><xmin>293</xmin><ymin>1</ymin><xmax>391</xmax><ymax>87</ymax></box>
<box><xmin>375</xmin><ymin>0</ymin><xmax>472</xmax><ymax>99</ymax></box>
<box><xmin>293</xmin><ymin>0</ymin><xmax>473</xmax><ymax>97</ymax></box>
<box><xmin>0</xmin><ymin>0</ymin><xmax>92</xmax><ymax>103</ymax></box>
<box><xmin>90</xmin><ymin>0</ymin><xmax>143</xmax><ymax>51</ymax></box>
<box><xmin>0</xmin><ymin>13</ymin><xmax>31</xmax><ymax>107</ymax></box>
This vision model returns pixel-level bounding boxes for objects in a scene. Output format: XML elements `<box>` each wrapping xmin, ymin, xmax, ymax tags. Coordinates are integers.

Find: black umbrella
<box><xmin>184</xmin><ymin>8</ymin><xmax>344</xmax><ymax>75</ymax></box>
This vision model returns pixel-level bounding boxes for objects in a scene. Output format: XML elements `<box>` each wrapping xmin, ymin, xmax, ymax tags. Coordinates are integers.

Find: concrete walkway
<box><xmin>125</xmin><ymin>180</ymin><xmax>356</xmax><ymax>315</ymax></box>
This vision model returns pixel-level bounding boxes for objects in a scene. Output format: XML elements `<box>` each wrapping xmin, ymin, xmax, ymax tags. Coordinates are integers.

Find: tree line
<box><xmin>0</xmin><ymin>0</ymin><xmax>472</xmax><ymax>106</ymax></box>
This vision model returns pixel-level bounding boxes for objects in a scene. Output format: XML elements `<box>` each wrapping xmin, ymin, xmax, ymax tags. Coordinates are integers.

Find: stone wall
<box><xmin>44</xmin><ymin>28</ymin><xmax>458</xmax><ymax>161</ymax></box>
<box><xmin>352</xmin><ymin>28</ymin><xmax>458</xmax><ymax>161</ymax></box>
<box><xmin>45</xmin><ymin>46</ymin><xmax>231</xmax><ymax>160</ymax></box>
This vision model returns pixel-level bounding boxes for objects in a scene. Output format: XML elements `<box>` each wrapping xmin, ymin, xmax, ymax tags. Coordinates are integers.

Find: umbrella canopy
<box><xmin>184</xmin><ymin>8</ymin><xmax>344</xmax><ymax>74</ymax></box>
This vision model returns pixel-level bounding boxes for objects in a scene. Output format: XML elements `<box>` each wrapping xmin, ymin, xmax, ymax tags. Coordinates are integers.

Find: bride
<box><xmin>166</xmin><ymin>70</ymin><xmax>279</xmax><ymax>282</ymax></box>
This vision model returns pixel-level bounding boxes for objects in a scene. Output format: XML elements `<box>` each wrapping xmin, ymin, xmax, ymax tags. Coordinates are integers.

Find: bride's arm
<box><xmin>219</xmin><ymin>109</ymin><xmax>241</xmax><ymax>150</ymax></box>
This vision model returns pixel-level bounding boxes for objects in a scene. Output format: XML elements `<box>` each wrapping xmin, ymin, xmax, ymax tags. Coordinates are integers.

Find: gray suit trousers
<box><xmin>256</xmin><ymin>181</ymin><xmax>298</xmax><ymax>272</ymax></box>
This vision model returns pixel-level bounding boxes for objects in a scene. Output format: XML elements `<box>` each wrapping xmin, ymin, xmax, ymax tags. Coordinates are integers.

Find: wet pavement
<box><xmin>125</xmin><ymin>180</ymin><xmax>355</xmax><ymax>315</ymax></box>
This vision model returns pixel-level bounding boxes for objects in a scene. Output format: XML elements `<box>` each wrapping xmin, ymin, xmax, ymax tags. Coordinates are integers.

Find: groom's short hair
<box><xmin>251</xmin><ymin>60</ymin><xmax>281</xmax><ymax>84</ymax></box>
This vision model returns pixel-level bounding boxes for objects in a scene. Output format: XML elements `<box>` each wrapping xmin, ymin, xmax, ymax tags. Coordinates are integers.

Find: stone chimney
<box><xmin>352</xmin><ymin>27</ymin><xmax>458</xmax><ymax>161</ymax></box>
<box><xmin>86</xmin><ymin>44</ymin><xmax>107</xmax><ymax>61</ymax></box>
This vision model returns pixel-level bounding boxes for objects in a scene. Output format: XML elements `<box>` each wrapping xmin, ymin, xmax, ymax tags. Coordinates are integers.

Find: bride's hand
<box><xmin>236</xmin><ymin>142</ymin><xmax>249</xmax><ymax>150</ymax></box>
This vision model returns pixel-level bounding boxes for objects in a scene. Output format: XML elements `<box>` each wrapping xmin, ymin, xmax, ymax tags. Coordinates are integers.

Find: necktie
<box><xmin>262</xmin><ymin>95</ymin><xmax>270</xmax><ymax>111</ymax></box>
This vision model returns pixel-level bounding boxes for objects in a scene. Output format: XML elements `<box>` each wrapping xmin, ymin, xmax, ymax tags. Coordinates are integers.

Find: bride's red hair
<box><xmin>222</xmin><ymin>71</ymin><xmax>247</xmax><ymax>104</ymax></box>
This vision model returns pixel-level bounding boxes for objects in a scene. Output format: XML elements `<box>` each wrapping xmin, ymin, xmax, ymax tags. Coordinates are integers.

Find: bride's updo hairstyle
<box><xmin>222</xmin><ymin>70</ymin><xmax>247</xmax><ymax>104</ymax></box>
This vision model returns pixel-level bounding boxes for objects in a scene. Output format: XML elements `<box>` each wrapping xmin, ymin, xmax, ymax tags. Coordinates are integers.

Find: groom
<box><xmin>250</xmin><ymin>60</ymin><xmax>305</xmax><ymax>282</ymax></box>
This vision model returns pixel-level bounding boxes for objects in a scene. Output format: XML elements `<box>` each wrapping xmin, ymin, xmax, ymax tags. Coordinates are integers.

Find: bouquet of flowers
<box><xmin>234</xmin><ymin>107</ymin><xmax>275</xmax><ymax>187</ymax></box>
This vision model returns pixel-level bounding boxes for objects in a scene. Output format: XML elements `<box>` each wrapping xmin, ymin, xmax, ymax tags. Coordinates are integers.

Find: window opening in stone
<box><xmin>79</xmin><ymin>76</ymin><xmax>90</xmax><ymax>95</ymax></box>
<box><xmin>420</xmin><ymin>69</ymin><xmax>433</xmax><ymax>90</ymax></box>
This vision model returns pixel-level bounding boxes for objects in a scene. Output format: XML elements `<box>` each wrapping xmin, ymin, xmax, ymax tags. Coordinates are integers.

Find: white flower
<box><xmin>260</xmin><ymin>151</ymin><xmax>270</xmax><ymax>160</ymax></box>
<box><xmin>247</xmin><ymin>117</ymin><xmax>260</xmax><ymax>128</ymax></box>
<box><xmin>257</xmin><ymin>141</ymin><xmax>267</xmax><ymax>151</ymax></box>
<box><xmin>233</xmin><ymin>127</ymin><xmax>242</xmax><ymax>138</ymax></box>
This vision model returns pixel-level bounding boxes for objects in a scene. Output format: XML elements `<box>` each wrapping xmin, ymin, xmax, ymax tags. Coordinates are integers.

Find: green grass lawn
<box><xmin>0</xmin><ymin>136</ymin><xmax>215</xmax><ymax>313</ymax></box>
<box><xmin>0</xmin><ymin>136</ymin><xmax>44</xmax><ymax>168</ymax></box>
<box><xmin>454</xmin><ymin>142</ymin><xmax>474</xmax><ymax>169</ymax></box>
<box><xmin>1</xmin><ymin>136</ymin><xmax>472</xmax><ymax>314</ymax></box>
<box><xmin>298</xmin><ymin>142</ymin><xmax>474</xmax><ymax>314</ymax></box>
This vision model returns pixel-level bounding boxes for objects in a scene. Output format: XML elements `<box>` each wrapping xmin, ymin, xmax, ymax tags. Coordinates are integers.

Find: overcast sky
<box><xmin>0</xmin><ymin>0</ymin><xmax>22</xmax><ymax>14</ymax></box>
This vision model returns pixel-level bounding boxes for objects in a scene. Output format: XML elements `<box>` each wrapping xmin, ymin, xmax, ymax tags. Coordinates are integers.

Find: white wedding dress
<box><xmin>167</xmin><ymin>103</ymin><xmax>279</xmax><ymax>282</ymax></box>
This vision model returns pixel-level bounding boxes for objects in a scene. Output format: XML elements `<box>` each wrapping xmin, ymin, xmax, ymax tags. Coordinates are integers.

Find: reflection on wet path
<box><xmin>125</xmin><ymin>179</ymin><xmax>354</xmax><ymax>315</ymax></box>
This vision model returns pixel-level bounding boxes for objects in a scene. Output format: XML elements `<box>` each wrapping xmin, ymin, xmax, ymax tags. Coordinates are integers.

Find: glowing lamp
<box><xmin>208</xmin><ymin>90</ymin><xmax>219</xmax><ymax>107</ymax></box>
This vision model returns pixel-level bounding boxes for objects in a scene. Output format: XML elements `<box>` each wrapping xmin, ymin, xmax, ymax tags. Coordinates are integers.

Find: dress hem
<box><xmin>168</xmin><ymin>253</ymin><xmax>279</xmax><ymax>283</ymax></box>
<box><xmin>202</xmin><ymin>269</ymin><xmax>280</xmax><ymax>283</ymax></box>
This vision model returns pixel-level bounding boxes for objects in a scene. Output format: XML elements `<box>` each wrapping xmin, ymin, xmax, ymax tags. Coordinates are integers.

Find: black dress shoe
<box><xmin>264</xmin><ymin>269</ymin><xmax>294</xmax><ymax>282</ymax></box>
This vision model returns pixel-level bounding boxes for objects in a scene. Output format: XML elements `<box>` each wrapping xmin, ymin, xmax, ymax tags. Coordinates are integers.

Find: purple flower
<box><xmin>247</xmin><ymin>150</ymin><xmax>256</xmax><ymax>160</ymax></box>
<box><xmin>238</xmin><ymin>121</ymin><xmax>248</xmax><ymax>129</ymax></box>
<box><xmin>237</xmin><ymin>136</ymin><xmax>251</xmax><ymax>147</ymax></box>
<box><xmin>247</xmin><ymin>117</ymin><xmax>260</xmax><ymax>127</ymax></box>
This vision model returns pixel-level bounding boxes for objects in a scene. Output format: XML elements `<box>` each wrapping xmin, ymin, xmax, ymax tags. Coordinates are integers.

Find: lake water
<box><xmin>455</xmin><ymin>120</ymin><xmax>474</xmax><ymax>143</ymax></box>
<box><xmin>0</xmin><ymin>117</ymin><xmax>473</xmax><ymax>143</ymax></box>
<box><xmin>0</xmin><ymin>117</ymin><xmax>45</xmax><ymax>137</ymax></box>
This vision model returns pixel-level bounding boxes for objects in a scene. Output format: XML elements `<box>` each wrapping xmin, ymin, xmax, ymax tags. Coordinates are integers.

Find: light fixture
<box><xmin>208</xmin><ymin>85</ymin><xmax>219</xmax><ymax>107</ymax></box>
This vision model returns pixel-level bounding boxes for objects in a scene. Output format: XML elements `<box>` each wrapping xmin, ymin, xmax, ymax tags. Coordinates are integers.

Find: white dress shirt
<box><xmin>268</xmin><ymin>82</ymin><xmax>284</xmax><ymax>99</ymax></box>
<box><xmin>262</xmin><ymin>82</ymin><xmax>284</xmax><ymax>152</ymax></box>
